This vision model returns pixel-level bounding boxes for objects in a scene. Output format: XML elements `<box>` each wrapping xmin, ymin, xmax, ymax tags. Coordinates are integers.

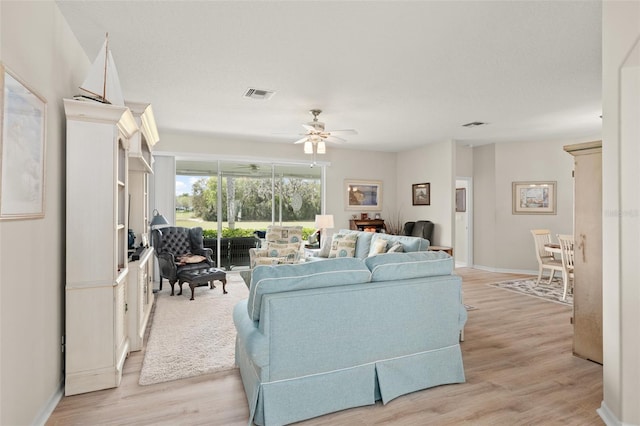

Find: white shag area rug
<box><xmin>139</xmin><ymin>272</ymin><xmax>249</xmax><ymax>385</ymax></box>
<box><xmin>488</xmin><ymin>277</ymin><xmax>572</xmax><ymax>306</ymax></box>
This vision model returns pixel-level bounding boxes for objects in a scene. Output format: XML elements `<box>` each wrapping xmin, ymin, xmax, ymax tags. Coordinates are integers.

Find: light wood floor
<box><xmin>46</xmin><ymin>268</ymin><xmax>603</xmax><ymax>425</ymax></box>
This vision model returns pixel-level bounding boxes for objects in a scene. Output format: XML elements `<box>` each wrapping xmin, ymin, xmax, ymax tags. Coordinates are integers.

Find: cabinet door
<box><xmin>573</xmin><ymin>150</ymin><xmax>603</xmax><ymax>364</ymax></box>
<box><xmin>114</xmin><ymin>280</ymin><xmax>128</xmax><ymax>370</ymax></box>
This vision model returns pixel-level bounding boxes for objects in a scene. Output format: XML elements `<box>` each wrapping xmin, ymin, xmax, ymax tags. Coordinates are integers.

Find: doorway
<box><xmin>455</xmin><ymin>178</ymin><xmax>472</xmax><ymax>267</ymax></box>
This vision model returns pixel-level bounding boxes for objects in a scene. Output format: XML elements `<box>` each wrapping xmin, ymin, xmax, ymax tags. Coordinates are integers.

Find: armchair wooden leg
<box><xmin>169</xmin><ymin>280</ymin><xmax>178</xmax><ymax>296</ymax></box>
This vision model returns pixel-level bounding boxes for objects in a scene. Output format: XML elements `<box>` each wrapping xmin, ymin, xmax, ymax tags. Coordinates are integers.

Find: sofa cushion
<box><xmin>248</xmin><ymin>258</ymin><xmax>371</xmax><ymax>321</ymax></box>
<box><xmin>328</xmin><ymin>233</ymin><xmax>357</xmax><ymax>258</ymax></box>
<box><xmin>364</xmin><ymin>251</ymin><xmax>453</xmax><ymax>282</ymax></box>
<box><xmin>368</xmin><ymin>237</ymin><xmax>388</xmax><ymax>257</ymax></box>
<box><xmin>370</xmin><ymin>233</ymin><xmax>429</xmax><ymax>253</ymax></box>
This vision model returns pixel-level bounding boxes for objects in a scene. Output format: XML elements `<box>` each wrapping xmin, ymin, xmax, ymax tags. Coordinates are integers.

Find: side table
<box><xmin>428</xmin><ymin>245</ymin><xmax>453</xmax><ymax>256</ymax></box>
<box><xmin>304</xmin><ymin>247</ymin><xmax>321</xmax><ymax>258</ymax></box>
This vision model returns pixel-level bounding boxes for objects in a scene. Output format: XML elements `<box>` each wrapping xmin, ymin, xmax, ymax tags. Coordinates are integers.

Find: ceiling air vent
<box><xmin>462</xmin><ymin>121</ymin><xmax>488</xmax><ymax>128</ymax></box>
<box><xmin>243</xmin><ymin>88</ymin><xmax>275</xmax><ymax>100</ymax></box>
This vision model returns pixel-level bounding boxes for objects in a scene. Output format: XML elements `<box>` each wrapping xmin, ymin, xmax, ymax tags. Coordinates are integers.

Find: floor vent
<box><xmin>243</xmin><ymin>88</ymin><xmax>275</xmax><ymax>100</ymax></box>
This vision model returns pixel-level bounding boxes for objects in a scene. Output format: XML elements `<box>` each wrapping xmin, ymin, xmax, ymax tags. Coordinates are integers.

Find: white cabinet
<box><xmin>127</xmin><ymin>247</ymin><xmax>155</xmax><ymax>351</ymax></box>
<box><xmin>64</xmin><ymin>98</ymin><xmax>138</xmax><ymax>396</ymax></box>
<box><xmin>126</xmin><ymin>101</ymin><xmax>158</xmax><ymax>173</ymax></box>
<box><xmin>564</xmin><ymin>141</ymin><xmax>602</xmax><ymax>364</ymax></box>
<box><xmin>126</xmin><ymin>101</ymin><xmax>158</xmax><ymax>352</ymax></box>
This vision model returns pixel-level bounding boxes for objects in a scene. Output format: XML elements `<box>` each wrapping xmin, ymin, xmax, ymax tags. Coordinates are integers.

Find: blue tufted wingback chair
<box><xmin>152</xmin><ymin>226</ymin><xmax>214</xmax><ymax>292</ymax></box>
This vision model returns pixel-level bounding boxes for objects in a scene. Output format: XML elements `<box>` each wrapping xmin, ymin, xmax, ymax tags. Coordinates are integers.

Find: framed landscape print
<box><xmin>345</xmin><ymin>179</ymin><xmax>382</xmax><ymax>211</ymax></box>
<box><xmin>456</xmin><ymin>188</ymin><xmax>466</xmax><ymax>212</ymax></box>
<box><xmin>512</xmin><ymin>181</ymin><xmax>556</xmax><ymax>215</ymax></box>
<box><xmin>412</xmin><ymin>183</ymin><xmax>430</xmax><ymax>206</ymax></box>
<box><xmin>0</xmin><ymin>63</ymin><xmax>47</xmax><ymax>220</ymax></box>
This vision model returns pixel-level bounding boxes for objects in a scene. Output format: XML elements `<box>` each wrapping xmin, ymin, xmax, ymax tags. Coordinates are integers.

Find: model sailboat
<box><xmin>77</xmin><ymin>34</ymin><xmax>125</xmax><ymax>106</ymax></box>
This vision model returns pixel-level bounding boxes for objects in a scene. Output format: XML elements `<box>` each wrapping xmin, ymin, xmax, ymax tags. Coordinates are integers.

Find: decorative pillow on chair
<box><xmin>265</xmin><ymin>242</ymin><xmax>300</xmax><ymax>263</ymax></box>
<box><xmin>368</xmin><ymin>238</ymin><xmax>388</xmax><ymax>257</ymax></box>
<box><xmin>328</xmin><ymin>233</ymin><xmax>358</xmax><ymax>258</ymax></box>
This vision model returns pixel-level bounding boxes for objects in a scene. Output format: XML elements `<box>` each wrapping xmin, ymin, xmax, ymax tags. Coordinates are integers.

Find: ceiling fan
<box><xmin>293</xmin><ymin>109</ymin><xmax>357</xmax><ymax>153</ymax></box>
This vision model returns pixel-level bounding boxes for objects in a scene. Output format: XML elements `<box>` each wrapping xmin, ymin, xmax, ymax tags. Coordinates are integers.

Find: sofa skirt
<box><xmin>236</xmin><ymin>336</ymin><xmax>465</xmax><ymax>426</ymax></box>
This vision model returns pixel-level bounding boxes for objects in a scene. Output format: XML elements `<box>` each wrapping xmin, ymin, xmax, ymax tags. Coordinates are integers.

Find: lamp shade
<box><xmin>315</xmin><ymin>214</ymin><xmax>334</xmax><ymax>229</ymax></box>
<box><xmin>150</xmin><ymin>209</ymin><xmax>169</xmax><ymax>228</ymax></box>
<box><xmin>316</xmin><ymin>141</ymin><xmax>326</xmax><ymax>154</ymax></box>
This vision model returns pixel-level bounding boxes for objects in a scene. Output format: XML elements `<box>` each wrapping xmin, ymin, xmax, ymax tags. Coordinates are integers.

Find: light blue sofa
<box><xmin>311</xmin><ymin>229</ymin><xmax>430</xmax><ymax>260</ymax></box>
<box><xmin>233</xmin><ymin>250</ymin><xmax>466</xmax><ymax>425</ymax></box>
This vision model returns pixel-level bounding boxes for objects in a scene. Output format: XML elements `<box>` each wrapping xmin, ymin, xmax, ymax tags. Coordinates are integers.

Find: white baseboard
<box><xmin>471</xmin><ymin>264</ymin><xmax>538</xmax><ymax>275</ymax></box>
<box><xmin>33</xmin><ymin>380</ymin><xmax>63</xmax><ymax>425</ymax></box>
<box><xmin>597</xmin><ymin>401</ymin><xmax>623</xmax><ymax>426</ymax></box>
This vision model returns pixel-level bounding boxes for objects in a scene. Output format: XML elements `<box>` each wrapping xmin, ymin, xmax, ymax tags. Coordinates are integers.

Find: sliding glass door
<box><xmin>175</xmin><ymin>160</ymin><xmax>323</xmax><ymax>268</ymax></box>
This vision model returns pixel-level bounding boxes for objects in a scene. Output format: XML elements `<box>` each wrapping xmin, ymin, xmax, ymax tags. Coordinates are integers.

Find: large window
<box><xmin>175</xmin><ymin>159</ymin><xmax>323</xmax><ymax>238</ymax></box>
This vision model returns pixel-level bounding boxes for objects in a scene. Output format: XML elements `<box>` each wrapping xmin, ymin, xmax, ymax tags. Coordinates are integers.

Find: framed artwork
<box><xmin>456</xmin><ymin>188</ymin><xmax>466</xmax><ymax>212</ymax></box>
<box><xmin>512</xmin><ymin>181</ymin><xmax>556</xmax><ymax>215</ymax></box>
<box><xmin>0</xmin><ymin>63</ymin><xmax>47</xmax><ymax>220</ymax></box>
<box><xmin>345</xmin><ymin>179</ymin><xmax>382</xmax><ymax>211</ymax></box>
<box><xmin>412</xmin><ymin>183</ymin><xmax>430</xmax><ymax>206</ymax></box>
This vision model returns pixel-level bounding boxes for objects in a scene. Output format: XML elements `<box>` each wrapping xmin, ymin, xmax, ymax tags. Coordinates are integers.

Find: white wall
<box><xmin>396</xmin><ymin>141</ymin><xmax>455</xmax><ymax>246</ymax></box>
<box><xmin>456</xmin><ymin>144</ymin><xmax>474</xmax><ymax>265</ymax></box>
<box><xmin>473</xmin><ymin>139</ymin><xmax>583</xmax><ymax>272</ymax></box>
<box><xmin>153</xmin><ymin>130</ymin><xmax>398</xmax><ymax>235</ymax></box>
<box><xmin>600</xmin><ymin>2</ymin><xmax>640</xmax><ymax>424</ymax></box>
<box><xmin>0</xmin><ymin>1</ymin><xmax>89</xmax><ymax>424</ymax></box>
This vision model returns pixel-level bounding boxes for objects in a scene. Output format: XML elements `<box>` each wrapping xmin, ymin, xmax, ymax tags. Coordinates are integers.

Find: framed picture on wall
<box><xmin>412</xmin><ymin>183</ymin><xmax>430</xmax><ymax>206</ymax></box>
<box><xmin>345</xmin><ymin>179</ymin><xmax>382</xmax><ymax>211</ymax></box>
<box><xmin>456</xmin><ymin>188</ymin><xmax>466</xmax><ymax>212</ymax></box>
<box><xmin>0</xmin><ymin>63</ymin><xmax>47</xmax><ymax>220</ymax></box>
<box><xmin>512</xmin><ymin>181</ymin><xmax>557</xmax><ymax>215</ymax></box>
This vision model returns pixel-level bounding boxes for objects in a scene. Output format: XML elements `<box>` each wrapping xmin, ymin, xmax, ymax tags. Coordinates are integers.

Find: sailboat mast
<box><xmin>102</xmin><ymin>33</ymin><xmax>108</xmax><ymax>102</ymax></box>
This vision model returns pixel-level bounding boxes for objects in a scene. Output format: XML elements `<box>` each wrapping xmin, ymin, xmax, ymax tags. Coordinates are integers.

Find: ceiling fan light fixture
<box><xmin>304</xmin><ymin>140</ymin><xmax>313</xmax><ymax>154</ymax></box>
<box><xmin>317</xmin><ymin>141</ymin><xmax>326</xmax><ymax>154</ymax></box>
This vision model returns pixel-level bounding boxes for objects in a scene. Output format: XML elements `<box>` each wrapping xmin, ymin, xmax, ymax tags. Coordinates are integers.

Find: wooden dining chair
<box><xmin>530</xmin><ymin>229</ymin><xmax>563</xmax><ymax>285</ymax></box>
<box><xmin>556</xmin><ymin>234</ymin><xmax>575</xmax><ymax>300</ymax></box>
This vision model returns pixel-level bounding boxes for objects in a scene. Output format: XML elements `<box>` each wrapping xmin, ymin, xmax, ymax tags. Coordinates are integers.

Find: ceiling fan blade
<box><xmin>327</xmin><ymin>129</ymin><xmax>358</xmax><ymax>135</ymax></box>
<box><xmin>324</xmin><ymin>135</ymin><xmax>346</xmax><ymax>144</ymax></box>
<box><xmin>293</xmin><ymin>136</ymin><xmax>309</xmax><ymax>144</ymax></box>
<box><xmin>302</xmin><ymin>124</ymin><xmax>316</xmax><ymax>132</ymax></box>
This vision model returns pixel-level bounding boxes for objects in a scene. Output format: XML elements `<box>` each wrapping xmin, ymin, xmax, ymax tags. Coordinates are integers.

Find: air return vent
<box><xmin>462</xmin><ymin>121</ymin><xmax>488</xmax><ymax>128</ymax></box>
<box><xmin>243</xmin><ymin>88</ymin><xmax>275</xmax><ymax>100</ymax></box>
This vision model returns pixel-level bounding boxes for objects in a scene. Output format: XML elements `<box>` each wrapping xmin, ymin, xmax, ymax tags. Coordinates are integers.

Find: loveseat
<box><xmin>311</xmin><ymin>228</ymin><xmax>430</xmax><ymax>260</ymax></box>
<box><xmin>233</xmin><ymin>250</ymin><xmax>466</xmax><ymax>425</ymax></box>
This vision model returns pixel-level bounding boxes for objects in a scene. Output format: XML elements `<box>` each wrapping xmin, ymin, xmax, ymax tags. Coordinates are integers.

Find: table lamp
<box><xmin>315</xmin><ymin>214</ymin><xmax>334</xmax><ymax>247</ymax></box>
<box><xmin>150</xmin><ymin>209</ymin><xmax>169</xmax><ymax>229</ymax></box>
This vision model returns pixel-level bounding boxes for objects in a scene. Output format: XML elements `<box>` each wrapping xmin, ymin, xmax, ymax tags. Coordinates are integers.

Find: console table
<box><xmin>349</xmin><ymin>219</ymin><xmax>387</xmax><ymax>232</ymax></box>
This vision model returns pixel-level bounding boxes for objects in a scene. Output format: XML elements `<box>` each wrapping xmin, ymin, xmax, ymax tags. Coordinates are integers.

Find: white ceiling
<box><xmin>56</xmin><ymin>1</ymin><xmax>602</xmax><ymax>153</ymax></box>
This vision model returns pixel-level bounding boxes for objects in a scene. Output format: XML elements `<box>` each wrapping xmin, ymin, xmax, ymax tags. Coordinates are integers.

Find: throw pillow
<box><xmin>368</xmin><ymin>237</ymin><xmax>388</xmax><ymax>257</ymax></box>
<box><xmin>265</xmin><ymin>226</ymin><xmax>303</xmax><ymax>244</ymax></box>
<box><xmin>387</xmin><ymin>242</ymin><xmax>405</xmax><ymax>253</ymax></box>
<box><xmin>265</xmin><ymin>242</ymin><xmax>301</xmax><ymax>262</ymax></box>
<box><xmin>328</xmin><ymin>233</ymin><xmax>357</xmax><ymax>258</ymax></box>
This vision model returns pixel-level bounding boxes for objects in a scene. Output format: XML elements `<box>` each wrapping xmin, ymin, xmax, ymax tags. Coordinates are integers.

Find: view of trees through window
<box><xmin>175</xmin><ymin>161</ymin><xmax>323</xmax><ymax>238</ymax></box>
